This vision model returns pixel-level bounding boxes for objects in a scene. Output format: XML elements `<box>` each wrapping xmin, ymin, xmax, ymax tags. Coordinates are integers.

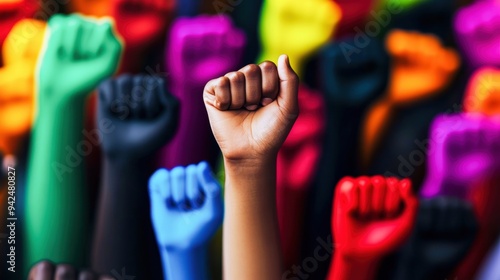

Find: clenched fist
<box><xmin>258</xmin><ymin>0</ymin><xmax>341</xmax><ymax>76</ymax></box>
<box><xmin>98</xmin><ymin>74</ymin><xmax>178</xmax><ymax>161</ymax></box>
<box><xmin>37</xmin><ymin>14</ymin><xmax>123</xmax><ymax>109</ymax></box>
<box><xmin>149</xmin><ymin>161</ymin><xmax>223</xmax><ymax>250</ymax></box>
<box><xmin>333</xmin><ymin>176</ymin><xmax>418</xmax><ymax>257</ymax></box>
<box><xmin>329</xmin><ymin>176</ymin><xmax>418</xmax><ymax>280</ymax></box>
<box><xmin>204</xmin><ymin>55</ymin><xmax>299</xmax><ymax>162</ymax></box>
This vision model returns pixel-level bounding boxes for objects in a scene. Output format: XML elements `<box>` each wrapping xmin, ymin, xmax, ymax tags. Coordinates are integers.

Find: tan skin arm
<box><xmin>204</xmin><ymin>55</ymin><xmax>299</xmax><ymax>279</ymax></box>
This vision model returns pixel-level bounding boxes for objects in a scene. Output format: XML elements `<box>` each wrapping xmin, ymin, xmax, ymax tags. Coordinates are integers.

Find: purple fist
<box><xmin>420</xmin><ymin>113</ymin><xmax>500</xmax><ymax>199</ymax></box>
<box><xmin>160</xmin><ymin>15</ymin><xmax>246</xmax><ymax>168</ymax></box>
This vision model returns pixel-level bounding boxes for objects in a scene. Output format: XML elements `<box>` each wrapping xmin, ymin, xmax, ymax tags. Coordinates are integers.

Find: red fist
<box><xmin>329</xmin><ymin>176</ymin><xmax>418</xmax><ymax>280</ymax></box>
<box><xmin>111</xmin><ymin>0</ymin><xmax>174</xmax><ymax>73</ymax></box>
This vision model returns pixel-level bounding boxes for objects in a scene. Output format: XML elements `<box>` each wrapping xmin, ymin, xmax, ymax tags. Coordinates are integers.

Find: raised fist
<box><xmin>159</xmin><ymin>15</ymin><xmax>245</xmax><ymax>168</ymax></box>
<box><xmin>393</xmin><ymin>197</ymin><xmax>478</xmax><ymax>280</ymax></box>
<box><xmin>454</xmin><ymin>1</ymin><xmax>500</xmax><ymax>68</ymax></box>
<box><xmin>333</xmin><ymin>176</ymin><xmax>418</xmax><ymax>258</ymax></box>
<box><xmin>464</xmin><ymin>67</ymin><xmax>500</xmax><ymax>115</ymax></box>
<box><xmin>0</xmin><ymin>19</ymin><xmax>46</xmax><ymax>155</ymax></box>
<box><xmin>204</xmin><ymin>55</ymin><xmax>299</xmax><ymax>162</ymax></box>
<box><xmin>320</xmin><ymin>37</ymin><xmax>389</xmax><ymax>106</ymax></box>
<box><xmin>28</xmin><ymin>260</ymin><xmax>114</xmax><ymax>280</ymax></box>
<box><xmin>149</xmin><ymin>161</ymin><xmax>223</xmax><ymax>250</ymax></box>
<box><xmin>258</xmin><ymin>0</ymin><xmax>341</xmax><ymax>76</ymax></box>
<box><xmin>385</xmin><ymin>29</ymin><xmax>460</xmax><ymax>104</ymax></box>
<box><xmin>98</xmin><ymin>74</ymin><xmax>178</xmax><ymax>161</ymax></box>
<box><xmin>37</xmin><ymin>14</ymin><xmax>123</xmax><ymax>108</ymax></box>
<box><xmin>112</xmin><ymin>0</ymin><xmax>174</xmax><ymax>72</ymax></box>
<box><xmin>420</xmin><ymin>114</ymin><xmax>500</xmax><ymax>199</ymax></box>
<box><xmin>361</xmin><ymin>30</ymin><xmax>460</xmax><ymax>165</ymax></box>
<box><xmin>167</xmin><ymin>15</ymin><xmax>246</xmax><ymax>88</ymax></box>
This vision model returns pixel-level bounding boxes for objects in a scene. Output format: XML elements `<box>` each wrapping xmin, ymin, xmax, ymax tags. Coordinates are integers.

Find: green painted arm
<box><xmin>24</xmin><ymin>14</ymin><xmax>122</xmax><ymax>272</ymax></box>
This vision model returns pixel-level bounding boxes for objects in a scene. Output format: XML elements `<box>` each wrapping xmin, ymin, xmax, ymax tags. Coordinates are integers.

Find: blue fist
<box><xmin>149</xmin><ymin>161</ymin><xmax>223</xmax><ymax>250</ymax></box>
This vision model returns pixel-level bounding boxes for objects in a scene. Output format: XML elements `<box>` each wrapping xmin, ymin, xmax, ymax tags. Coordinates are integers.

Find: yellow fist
<box><xmin>258</xmin><ymin>0</ymin><xmax>341</xmax><ymax>77</ymax></box>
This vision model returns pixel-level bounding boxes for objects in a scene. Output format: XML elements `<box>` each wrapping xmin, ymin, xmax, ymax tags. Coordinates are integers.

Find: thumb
<box><xmin>196</xmin><ymin>161</ymin><xmax>223</xmax><ymax>215</ymax></box>
<box><xmin>277</xmin><ymin>54</ymin><xmax>299</xmax><ymax>117</ymax></box>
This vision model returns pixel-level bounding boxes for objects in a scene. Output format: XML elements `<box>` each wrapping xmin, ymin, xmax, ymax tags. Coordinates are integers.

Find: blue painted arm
<box><xmin>149</xmin><ymin>161</ymin><xmax>223</xmax><ymax>280</ymax></box>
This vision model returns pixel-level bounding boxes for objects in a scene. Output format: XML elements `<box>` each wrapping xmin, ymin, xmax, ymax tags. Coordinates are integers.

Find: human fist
<box><xmin>333</xmin><ymin>176</ymin><xmax>418</xmax><ymax>258</ymax></box>
<box><xmin>397</xmin><ymin>197</ymin><xmax>478</xmax><ymax>280</ymax></box>
<box><xmin>149</xmin><ymin>161</ymin><xmax>223</xmax><ymax>250</ymax></box>
<box><xmin>385</xmin><ymin>29</ymin><xmax>460</xmax><ymax>104</ymax></box>
<box><xmin>204</xmin><ymin>55</ymin><xmax>299</xmax><ymax>162</ymax></box>
<box><xmin>98</xmin><ymin>74</ymin><xmax>178</xmax><ymax>161</ymax></box>
<box><xmin>112</xmin><ymin>0</ymin><xmax>174</xmax><ymax>52</ymax></box>
<box><xmin>320</xmin><ymin>37</ymin><xmax>389</xmax><ymax>106</ymax></box>
<box><xmin>454</xmin><ymin>1</ymin><xmax>500</xmax><ymax>68</ymax></box>
<box><xmin>420</xmin><ymin>114</ymin><xmax>500</xmax><ymax>199</ymax></box>
<box><xmin>37</xmin><ymin>14</ymin><xmax>123</xmax><ymax>108</ymax></box>
<box><xmin>464</xmin><ymin>67</ymin><xmax>500</xmax><ymax>115</ymax></box>
<box><xmin>28</xmin><ymin>260</ymin><xmax>114</xmax><ymax>280</ymax></box>
<box><xmin>167</xmin><ymin>15</ymin><xmax>245</xmax><ymax>88</ymax></box>
<box><xmin>258</xmin><ymin>0</ymin><xmax>341</xmax><ymax>76</ymax></box>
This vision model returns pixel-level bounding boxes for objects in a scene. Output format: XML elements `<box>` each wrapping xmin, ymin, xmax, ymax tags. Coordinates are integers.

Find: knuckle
<box><xmin>243</xmin><ymin>64</ymin><xmax>261</xmax><ymax>75</ymax></box>
<box><xmin>260</xmin><ymin>60</ymin><xmax>277</xmax><ymax>73</ymax></box>
<box><xmin>216</xmin><ymin>77</ymin><xmax>229</xmax><ymax>89</ymax></box>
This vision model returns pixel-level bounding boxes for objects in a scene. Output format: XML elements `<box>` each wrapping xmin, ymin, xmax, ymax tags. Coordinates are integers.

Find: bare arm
<box><xmin>204</xmin><ymin>55</ymin><xmax>299</xmax><ymax>279</ymax></box>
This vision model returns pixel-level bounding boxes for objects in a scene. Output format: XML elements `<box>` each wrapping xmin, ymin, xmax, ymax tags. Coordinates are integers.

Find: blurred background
<box><xmin>2</xmin><ymin>0</ymin><xmax>500</xmax><ymax>279</ymax></box>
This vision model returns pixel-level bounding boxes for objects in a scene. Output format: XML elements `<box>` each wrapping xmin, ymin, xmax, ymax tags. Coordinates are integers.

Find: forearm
<box><xmin>91</xmin><ymin>158</ymin><xmax>152</xmax><ymax>274</ymax></box>
<box><xmin>25</xmin><ymin>101</ymin><xmax>89</xmax><ymax>266</ymax></box>
<box><xmin>329</xmin><ymin>254</ymin><xmax>379</xmax><ymax>280</ymax></box>
<box><xmin>162</xmin><ymin>246</ymin><xmax>210</xmax><ymax>280</ymax></box>
<box><xmin>223</xmin><ymin>157</ymin><xmax>283</xmax><ymax>280</ymax></box>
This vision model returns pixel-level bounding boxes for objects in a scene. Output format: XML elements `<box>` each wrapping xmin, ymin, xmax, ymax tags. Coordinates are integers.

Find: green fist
<box><xmin>24</xmin><ymin>14</ymin><xmax>122</xmax><ymax>274</ymax></box>
<box><xmin>37</xmin><ymin>14</ymin><xmax>123</xmax><ymax>109</ymax></box>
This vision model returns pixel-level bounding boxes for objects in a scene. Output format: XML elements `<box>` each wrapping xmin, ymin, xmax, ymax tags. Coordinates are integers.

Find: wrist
<box><xmin>331</xmin><ymin>253</ymin><xmax>380</xmax><ymax>280</ymax></box>
<box><xmin>162</xmin><ymin>245</ymin><xmax>209</xmax><ymax>280</ymax></box>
